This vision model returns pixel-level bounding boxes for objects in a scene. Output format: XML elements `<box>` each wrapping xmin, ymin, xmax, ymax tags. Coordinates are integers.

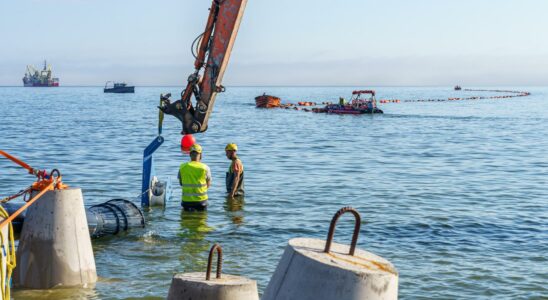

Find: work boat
<box><xmin>104</xmin><ymin>82</ymin><xmax>135</xmax><ymax>93</ymax></box>
<box><xmin>326</xmin><ymin>90</ymin><xmax>383</xmax><ymax>114</ymax></box>
<box><xmin>255</xmin><ymin>94</ymin><xmax>281</xmax><ymax>108</ymax></box>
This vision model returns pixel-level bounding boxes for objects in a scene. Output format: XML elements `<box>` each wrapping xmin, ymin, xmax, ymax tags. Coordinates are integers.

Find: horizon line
<box><xmin>0</xmin><ymin>84</ymin><xmax>546</xmax><ymax>88</ymax></box>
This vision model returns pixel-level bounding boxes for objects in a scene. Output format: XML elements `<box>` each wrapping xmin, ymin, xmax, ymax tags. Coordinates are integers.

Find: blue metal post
<box><xmin>141</xmin><ymin>136</ymin><xmax>164</xmax><ymax>207</ymax></box>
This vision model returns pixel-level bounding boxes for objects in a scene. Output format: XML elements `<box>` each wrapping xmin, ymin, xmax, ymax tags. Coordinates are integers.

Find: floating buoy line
<box><xmin>256</xmin><ymin>89</ymin><xmax>531</xmax><ymax>113</ymax></box>
<box><xmin>379</xmin><ymin>89</ymin><xmax>530</xmax><ymax>104</ymax></box>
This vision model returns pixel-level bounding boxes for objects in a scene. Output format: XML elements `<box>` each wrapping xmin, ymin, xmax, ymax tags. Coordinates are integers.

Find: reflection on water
<box><xmin>12</xmin><ymin>285</ymin><xmax>98</xmax><ymax>300</ymax></box>
<box><xmin>179</xmin><ymin>210</ymin><xmax>213</xmax><ymax>240</ymax></box>
<box><xmin>224</xmin><ymin>196</ymin><xmax>245</xmax><ymax>225</ymax></box>
<box><xmin>178</xmin><ymin>210</ymin><xmax>213</xmax><ymax>271</ymax></box>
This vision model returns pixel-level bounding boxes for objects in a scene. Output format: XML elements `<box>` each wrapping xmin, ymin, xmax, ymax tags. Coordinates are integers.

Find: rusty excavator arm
<box><xmin>159</xmin><ymin>0</ymin><xmax>247</xmax><ymax>134</ymax></box>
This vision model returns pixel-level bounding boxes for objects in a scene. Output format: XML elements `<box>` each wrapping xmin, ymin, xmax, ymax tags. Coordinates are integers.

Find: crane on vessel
<box><xmin>158</xmin><ymin>0</ymin><xmax>248</xmax><ymax>134</ymax></box>
<box><xmin>26</xmin><ymin>65</ymin><xmax>38</xmax><ymax>77</ymax></box>
<box><xmin>142</xmin><ymin>0</ymin><xmax>248</xmax><ymax>206</ymax></box>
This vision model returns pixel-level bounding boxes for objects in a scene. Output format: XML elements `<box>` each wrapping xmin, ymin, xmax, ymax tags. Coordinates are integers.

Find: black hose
<box><xmin>2</xmin><ymin>199</ymin><xmax>145</xmax><ymax>239</ymax></box>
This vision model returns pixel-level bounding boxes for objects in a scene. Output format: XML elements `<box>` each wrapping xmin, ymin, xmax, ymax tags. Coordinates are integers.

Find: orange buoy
<box><xmin>181</xmin><ymin>134</ymin><xmax>196</xmax><ymax>153</ymax></box>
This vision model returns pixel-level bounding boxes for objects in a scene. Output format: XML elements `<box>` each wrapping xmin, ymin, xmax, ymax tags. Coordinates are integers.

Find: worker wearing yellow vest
<box><xmin>178</xmin><ymin>144</ymin><xmax>212</xmax><ymax>211</ymax></box>
<box><xmin>225</xmin><ymin>143</ymin><xmax>244</xmax><ymax>198</ymax></box>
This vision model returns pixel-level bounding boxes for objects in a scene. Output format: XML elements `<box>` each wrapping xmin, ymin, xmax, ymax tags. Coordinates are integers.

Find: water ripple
<box><xmin>1</xmin><ymin>86</ymin><xmax>547</xmax><ymax>299</ymax></box>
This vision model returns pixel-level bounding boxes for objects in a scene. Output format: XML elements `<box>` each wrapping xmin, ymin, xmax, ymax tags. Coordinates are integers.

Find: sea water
<box><xmin>1</xmin><ymin>86</ymin><xmax>546</xmax><ymax>299</ymax></box>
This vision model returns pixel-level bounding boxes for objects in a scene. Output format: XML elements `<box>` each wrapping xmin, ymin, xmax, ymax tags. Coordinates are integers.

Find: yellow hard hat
<box><xmin>190</xmin><ymin>143</ymin><xmax>203</xmax><ymax>154</ymax></box>
<box><xmin>225</xmin><ymin>143</ymin><xmax>238</xmax><ymax>151</ymax></box>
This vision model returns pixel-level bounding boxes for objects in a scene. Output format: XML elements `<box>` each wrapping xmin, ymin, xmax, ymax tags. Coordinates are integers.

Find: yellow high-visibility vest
<box><xmin>179</xmin><ymin>161</ymin><xmax>208</xmax><ymax>202</ymax></box>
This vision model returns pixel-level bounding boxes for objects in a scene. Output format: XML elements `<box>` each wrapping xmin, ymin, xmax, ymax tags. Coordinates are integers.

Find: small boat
<box><xmin>255</xmin><ymin>94</ymin><xmax>281</xmax><ymax>108</ymax></box>
<box><xmin>325</xmin><ymin>90</ymin><xmax>383</xmax><ymax>114</ymax></box>
<box><xmin>104</xmin><ymin>82</ymin><xmax>135</xmax><ymax>93</ymax></box>
<box><xmin>454</xmin><ymin>85</ymin><xmax>462</xmax><ymax>91</ymax></box>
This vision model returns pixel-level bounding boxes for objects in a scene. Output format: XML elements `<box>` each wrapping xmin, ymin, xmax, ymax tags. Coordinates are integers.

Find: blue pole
<box><xmin>141</xmin><ymin>136</ymin><xmax>164</xmax><ymax>207</ymax></box>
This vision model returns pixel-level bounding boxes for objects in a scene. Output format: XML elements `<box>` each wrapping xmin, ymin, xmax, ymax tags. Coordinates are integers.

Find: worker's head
<box><xmin>189</xmin><ymin>143</ymin><xmax>203</xmax><ymax>161</ymax></box>
<box><xmin>225</xmin><ymin>143</ymin><xmax>238</xmax><ymax>159</ymax></box>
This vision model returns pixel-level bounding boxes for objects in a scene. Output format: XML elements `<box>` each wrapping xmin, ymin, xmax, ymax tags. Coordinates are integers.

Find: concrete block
<box><xmin>167</xmin><ymin>272</ymin><xmax>259</xmax><ymax>300</ymax></box>
<box><xmin>263</xmin><ymin>237</ymin><xmax>398</xmax><ymax>300</ymax></box>
<box><xmin>14</xmin><ymin>188</ymin><xmax>97</xmax><ymax>289</ymax></box>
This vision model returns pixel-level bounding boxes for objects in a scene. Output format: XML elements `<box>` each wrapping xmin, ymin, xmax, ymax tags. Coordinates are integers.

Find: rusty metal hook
<box><xmin>324</xmin><ymin>207</ymin><xmax>361</xmax><ymax>256</ymax></box>
<box><xmin>206</xmin><ymin>243</ymin><xmax>222</xmax><ymax>280</ymax></box>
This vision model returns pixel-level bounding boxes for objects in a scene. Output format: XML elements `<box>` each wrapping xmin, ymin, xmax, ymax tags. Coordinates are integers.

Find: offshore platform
<box><xmin>22</xmin><ymin>60</ymin><xmax>59</xmax><ymax>87</ymax></box>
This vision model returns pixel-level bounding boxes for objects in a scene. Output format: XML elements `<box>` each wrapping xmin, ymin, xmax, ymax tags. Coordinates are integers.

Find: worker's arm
<box><xmin>229</xmin><ymin>160</ymin><xmax>242</xmax><ymax>198</ymax></box>
<box><xmin>178</xmin><ymin>170</ymin><xmax>182</xmax><ymax>186</ymax></box>
<box><xmin>206</xmin><ymin>166</ymin><xmax>212</xmax><ymax>188</ymax></box>
<box><xmin>230</xmin><ymin>172</ymin><xmax>241</xmax><ymax>198</ymax></box>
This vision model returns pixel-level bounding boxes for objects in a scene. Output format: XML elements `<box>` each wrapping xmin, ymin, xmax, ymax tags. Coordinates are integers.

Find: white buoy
<box><xmin>263</xmin><ymin>207</ymin><xmax>399</xmax><ymax>300</ymax></box>
<box><xmin>167</xmin><ymin>244</ymin><xmax>259</xmax><ymax>300</ymax></box>
<box><xmin>149</xmin><ymin>176</ymin><xmax>168</xmax><ymax>206</ymax></box>
<box><xmin>14</xmin><ymin>188</ymin><xmax>97</xmax><ymax>289</ymax></box>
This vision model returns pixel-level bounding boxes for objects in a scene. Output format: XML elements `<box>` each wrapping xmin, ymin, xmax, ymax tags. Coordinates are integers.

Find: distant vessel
<box><xmin>324</xmin><ymin>90</ymin><xmax>383</xmax><ymax>114</ymax></box>
<box><xmin>454</xmin><ymin>85</ymin><xmax>462</xmax><ymax>91</ymax></box>
<box><xmin>22</xmin><ymin>60</ymin><xmax>59</xmax><ymax>87</ymax></box>
<box><xmin>104</xmin><ymin>82</ymin><xmax>135</xmax><ymax>93</ymax></box>
<box><xmin>255</xmin><ymin>94</ymin><xmax>281</xmax><ymax>108</ymax></box>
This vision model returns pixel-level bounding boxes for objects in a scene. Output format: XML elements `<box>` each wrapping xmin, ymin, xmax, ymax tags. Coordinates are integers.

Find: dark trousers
<box><xmin>181</xmin><ymin>200</ymin><xmax>208</xmax><ymax>211</ymax></box>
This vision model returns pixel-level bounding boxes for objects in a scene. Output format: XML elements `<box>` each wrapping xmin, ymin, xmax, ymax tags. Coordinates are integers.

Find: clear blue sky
<box><xmin>1</xmin><ymin>0</ymin><xmax>547</xmax><ymax>86</ymax></box>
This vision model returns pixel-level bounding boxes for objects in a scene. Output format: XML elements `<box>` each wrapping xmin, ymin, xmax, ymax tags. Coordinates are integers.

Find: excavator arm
<box><xmin>159</xmin><ymin>0</ymin><xmax>247</xmax><ymax>134</ymax></box>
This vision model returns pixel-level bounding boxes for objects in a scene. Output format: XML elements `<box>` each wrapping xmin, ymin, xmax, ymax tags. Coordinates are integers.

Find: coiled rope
<box><xmin>0</xmin><ymin>206</ymin><xmax>15</xmax><ymax>300</ymax></box>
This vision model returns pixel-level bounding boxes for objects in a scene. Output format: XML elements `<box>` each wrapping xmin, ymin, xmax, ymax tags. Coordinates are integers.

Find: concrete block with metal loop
<box><xmin>0</xmin><ymin>151</ymin><xmax>93</xmax><ymax>292</ymax></box>
<box><xmin>13</xmin><ymin>187</ymin><xmax>97</xmax><ymax>289</ymax></box>
<box><xmin>263</xmin><ymin>207</ymin><xmax>399</xmax><ymax>300</ymax></box>
<box><xmin>167</xmin><ymin>243</ymin><xmax>259</xmax><ymax>300</ymax></box>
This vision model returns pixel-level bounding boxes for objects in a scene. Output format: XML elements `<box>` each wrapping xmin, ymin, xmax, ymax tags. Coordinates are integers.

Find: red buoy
<box><xmin>181</xmin><ymin>134</ymin><xmax>196</xmax><ymax>153</ymax></box>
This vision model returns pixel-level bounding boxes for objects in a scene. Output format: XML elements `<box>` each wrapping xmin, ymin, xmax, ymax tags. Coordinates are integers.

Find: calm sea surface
<box><xmin>1</xmin><ymin>86</ymin><xmax>547</xmax><ymax>299</ymax></box>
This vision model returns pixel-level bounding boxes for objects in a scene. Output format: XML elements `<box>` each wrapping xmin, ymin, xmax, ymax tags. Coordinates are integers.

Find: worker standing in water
<box><xmin>225</xmin><ymin>143</ymin><xmax>244</xmax><ymax>198</ymax></box>
<box><xmin>179</xmin><ymin>144</ymin><xmax>211</xmax><ymax>211</ymax></box>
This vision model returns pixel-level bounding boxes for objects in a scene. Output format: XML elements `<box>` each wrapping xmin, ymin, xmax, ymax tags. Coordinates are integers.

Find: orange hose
<box><xmin>0</xmin><ymin>150</ymin><xmax>34</xmax><ymax>174</ymax></box>
<box><xmin>0</xmin><ymin>182</ymin><xmax>53</xmax><ymax>229</ymax></box>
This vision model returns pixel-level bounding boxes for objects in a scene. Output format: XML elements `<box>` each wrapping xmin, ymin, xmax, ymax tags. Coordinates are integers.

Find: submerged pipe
<box><xmin>2</xmin><ymin>198</ymin><xmax>145</xmax><ymax>239</ymax></box>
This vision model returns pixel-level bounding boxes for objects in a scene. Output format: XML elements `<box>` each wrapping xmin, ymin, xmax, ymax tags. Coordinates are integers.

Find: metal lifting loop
<box><xmin>50</xmin><ymin>169</ymin><xmax>61</xmax><ymax>179</ymax></box>
<box><xmin>206</xmin><ymin>243</ymin><xmax>223</xmax><ymax>280</ymax></box>
<box><xmin>50</xmin><ymin>169</ymin><xmax>61</xmax><ymax>189</ymax></box>
<box><xmin>324</xmin><ymin>207</ymin><xmax>362</xmax><ymax>256</ymax></box>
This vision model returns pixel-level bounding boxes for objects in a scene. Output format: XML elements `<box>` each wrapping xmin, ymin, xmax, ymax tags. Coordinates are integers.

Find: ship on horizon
<box><xmin>22</xmin><ymin>60</ymin><xmax>59</xmax><ymax>87</ymax></box>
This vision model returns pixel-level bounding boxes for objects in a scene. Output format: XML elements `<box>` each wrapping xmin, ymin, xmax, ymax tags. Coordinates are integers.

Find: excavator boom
<box><xmin>159</xmin><ymin>0</ymin><xmax>247</xmax><ymax>134</ymax></box>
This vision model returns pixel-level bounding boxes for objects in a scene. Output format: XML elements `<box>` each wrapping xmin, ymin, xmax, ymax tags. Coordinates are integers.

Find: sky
<box><xmin>1</xmin><ymin>0</ymin><xmax>547</xmax><ymax>86</ymax></box>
